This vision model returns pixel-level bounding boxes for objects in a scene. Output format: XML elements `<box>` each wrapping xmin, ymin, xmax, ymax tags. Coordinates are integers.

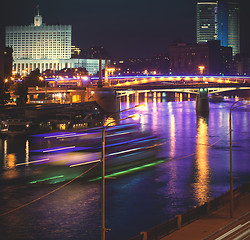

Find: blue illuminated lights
<box><xmin>90</xmin><ymin>75</ymin><xmax>250</xmax><ymax>80</ymax></box>
<box><xmin>45</xmin><ymin>75</ymin><xmax>250</xmax><ymax>83</ymax></box>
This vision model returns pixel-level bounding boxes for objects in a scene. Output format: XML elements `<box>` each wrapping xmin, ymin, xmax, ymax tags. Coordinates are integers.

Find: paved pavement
<box><xmin>161</xmin><ymin>192</ymin><xmax>250</xmax><ymax>240</ymax></box>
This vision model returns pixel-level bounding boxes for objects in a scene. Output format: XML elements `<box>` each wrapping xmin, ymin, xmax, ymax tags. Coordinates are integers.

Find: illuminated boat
<box><xmin>6</xmin><ymin>124</ymin><xmax>164</xmax><ymax>184</ymax></box>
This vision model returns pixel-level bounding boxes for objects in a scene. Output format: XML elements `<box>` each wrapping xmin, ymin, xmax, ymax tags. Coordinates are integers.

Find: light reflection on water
<box><xmin>0</xmin><ymin>96</ymin><xmax>250</xmax><ymax>240</ymax></box>
<box><xmin>194</xmin><ymin>116</ymin><xmax>210</xmax><ymax>205</ymax></box>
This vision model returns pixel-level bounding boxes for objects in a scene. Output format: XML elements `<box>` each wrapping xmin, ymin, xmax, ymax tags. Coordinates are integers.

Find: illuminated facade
<box><xmin>10</xmin><ymin>58</ymin><xmax>105</xmax><ymax>76</ymax></box>
<box><xmin>227</xmin><ymin>1</ymin><xmax>240</xmax><ymax>55</ymax></box>
<box><xmin>5</xmin><ymin>19</ymin><xmax>71</xmax><ymax>60</ymax></box>
<box><xmin>197</xmin><ymin>1</ymin><xmax>240</xmax><ymax>56</ymax></box>
<box><xmin>196</xmin><ymin>2</ymin><xmax>218</xmax><ymax>43</ymax></box>
<box><xmin>5</xmin><ymin>11</ymin><xmax>108</xmax><ymax>75</ymax></box>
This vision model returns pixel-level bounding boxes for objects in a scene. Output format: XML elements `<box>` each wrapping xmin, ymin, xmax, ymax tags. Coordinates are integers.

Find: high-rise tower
<box><xmin>196</xmin><ymin>1</ymin><xmax>218</xmax><ymax>43</ymax></box>
<box><xmin>227</xmin><ymin>0</ymin><xmax>240</xmax><ymax>55</ymax></box>
<box><xmin>196</xmin><ymin>0</ymin><xmax>240</xmax><ymax>56</ymax></box>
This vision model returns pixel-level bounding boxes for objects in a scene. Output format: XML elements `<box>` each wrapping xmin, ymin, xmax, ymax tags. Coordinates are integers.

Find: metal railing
<box><xmin>129</xmin><ymin>182</ymin><xmax>250</xmax><ymax>240</ymax></box>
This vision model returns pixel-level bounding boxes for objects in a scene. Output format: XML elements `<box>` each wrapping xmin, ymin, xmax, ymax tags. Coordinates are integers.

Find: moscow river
<box><xmin>0</xmin><ymin>93</ymin><xmax>250</xmax><ymax>240</ymax></box>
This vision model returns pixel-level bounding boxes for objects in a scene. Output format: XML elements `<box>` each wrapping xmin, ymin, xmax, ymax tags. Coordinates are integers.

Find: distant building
<box><xmin>227</xmin><ymin>0</ymin><xmax>240</xmax><ymax>55</ymax></box>
<box><xmin>169</xmin><ymin>40</ymin><xmax>232</xmax><ymax>75</ymax></box>
<box><xmin>197</xmin><ymin>0</ymin><xmax>240</xmax><ymax>56</ymax></box>
<box><xmin>90</xmin><ymin>45</ymin><xmax>110</xmax><ymax>59</ymax></box>
<box><xmin>71</xmin><ymin>46</ymin><xmax>88</xmax><ymax>59</ymax></box>
<box><xmin>5</xmin><ymin>9</ymin><xmax>109</xmax><ymax>76</ymax></box>
<box><xmin>0</xmin><ymin>44</ymin><xmax>12</xmax><ymax>79</ymax></box>
<box><xmin>237</xmin><ymin>57</ymin><xmax>250</xmax><ymax>76</ymax></box>
<box><xmin>196</xmin><ymin>1</ymin><xmax>218</xmax><ymax>43</ymax></box>
<box><xmin>113</xmin><ymin>55</ymin><xmax>169</xmax><ymax>75</ymax></box>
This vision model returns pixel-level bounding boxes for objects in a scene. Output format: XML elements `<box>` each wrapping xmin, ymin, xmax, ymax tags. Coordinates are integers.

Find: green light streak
<box><xmin>29</xmin><ymin>175</ymin><xmax>65</xmax><ymax>184</ymax></box>
<box><xmin>88</xmin><ymin>160</ymin><xmax>165</xmax><ymax>182</ymax></box>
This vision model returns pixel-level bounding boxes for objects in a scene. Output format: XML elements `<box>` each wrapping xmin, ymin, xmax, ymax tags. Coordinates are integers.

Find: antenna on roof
<box><xmin>36</xmin><ymin>4</ymin><xmax>40</xmax><ymax>16</ymax></box>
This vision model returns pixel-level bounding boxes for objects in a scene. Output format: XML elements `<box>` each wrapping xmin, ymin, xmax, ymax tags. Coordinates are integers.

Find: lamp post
<box><xmin>39</xmin><ymin>76</ymin><xmax>47</xmax><ymax>103</ymax></box>
<box><xmin>198</xmin><ymin>65</ymin><xmax>205</xmax><ymax>75</ymax></box>
<box><xmin>229</xmin><ymin>100</ymin><xmax>249</xmax><ymax>218</ymax></box>
<box><xmin>101</xmin><ymin>104</ymin><xmax>144</xmax><ymax>240</ymax></box>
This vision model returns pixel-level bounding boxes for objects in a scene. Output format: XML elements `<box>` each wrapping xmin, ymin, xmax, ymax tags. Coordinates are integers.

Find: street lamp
<box><xmin>198</xmin><ymin>65</ymin><xmax>205</xmax><ymax>75</ymax></box>
<box><xmin>229</xmin><ymin>100</ymin><xmax>249</xmax><ymax>218</ymax></box>
<box><xmin>101</xmin><ymin>104</ymin><xmax>144</xmax><ymax>240</ymax></box>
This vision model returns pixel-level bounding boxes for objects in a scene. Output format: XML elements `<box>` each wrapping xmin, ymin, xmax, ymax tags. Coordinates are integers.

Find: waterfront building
<box><xmin>169</xmin><ymin>40</ymin><xmax>232</xmax><ymax>75</ymax></box>
<box><xmin>197</xmin><ymin>0</ymin><xmax>240</xmax><ymax>56</ymax></box>
<box><xmin>5</xmin><ymin>9</ymin><xmax>108</xmax><ymax>76</ymax></box>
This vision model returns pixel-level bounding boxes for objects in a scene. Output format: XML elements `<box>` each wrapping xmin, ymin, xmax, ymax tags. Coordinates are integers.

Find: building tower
<box><xmin>217</xmin><ymin>0</ymin><xmax>228</xmax><ymax>47</ymax></box>
<box><xmin>197</xmin><ymin>0</ymin><xmax>240</xmax><ymax>56</ymax></box>
<box><xmin>227</xmin><ymin>0</ymin><xmax>240</xmax><ymax>55</ymax></box>
<box><xmin>5</xmin><ymin>9</ymin><xmax>72</xmax><ymax>75</ymax></box>
<box><xmin>196</xmin><ymin>1</ymin><xmax>218</xmax><ymax>43</ymax></box>
<box><xmin>5</xmin><ymin>8</ymin><xmax>108</xmax><ymax>76</ymax></box>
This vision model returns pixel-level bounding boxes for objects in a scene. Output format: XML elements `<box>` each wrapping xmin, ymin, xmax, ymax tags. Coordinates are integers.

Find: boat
<box><xmin>3</xmin><ymin>124</ymin><xmax>164</xmax><ymax>184</ymax></box>
<box><xmin>209</xmin><ymin>94</ymin><xmax>224</xmax><ymax>103</ymax></box>
<box><xmin>0</xmin><ymin>119</ymin><xmax>35</xmax><ymax>135</ymax></box>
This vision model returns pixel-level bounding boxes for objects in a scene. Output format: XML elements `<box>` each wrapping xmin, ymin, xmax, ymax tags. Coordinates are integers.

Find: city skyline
<box><xmin>1</xmin><ymin>0</ymin><xmax>250</xmax><ymax>59</ymax></box>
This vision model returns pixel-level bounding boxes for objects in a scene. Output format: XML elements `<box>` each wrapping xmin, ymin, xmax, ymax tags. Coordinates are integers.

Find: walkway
<box><xmin>161</xmin><ymin>192</ymin><xmax>250</xmax><ymax>240</ymax></box>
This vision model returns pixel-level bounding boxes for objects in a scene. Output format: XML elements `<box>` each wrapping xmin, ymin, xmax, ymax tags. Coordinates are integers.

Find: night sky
<box><xmin>1</xmin><ymin>0</ymin><xmax>250</xmax><ymax>59</ymax></box>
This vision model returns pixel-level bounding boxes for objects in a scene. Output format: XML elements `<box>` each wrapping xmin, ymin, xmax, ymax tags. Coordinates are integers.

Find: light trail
<box><xmin>88</xmin><ymin>160</ymin><xmax>165</xmax><ymax>182</ymax></box>
<box><xmin>16</xmin><ymin>158</ymin><xmax>49</xmax><ymax>166</ymax></box>
<box><xmin>69</xmin><ymin>159</ymin><xmax>101</xmax><ymax>167</ymax></box>
<box><xmin>42</xmin><ymin>146</ymin><xmax>76</xmax><ymax>153</ymax></box>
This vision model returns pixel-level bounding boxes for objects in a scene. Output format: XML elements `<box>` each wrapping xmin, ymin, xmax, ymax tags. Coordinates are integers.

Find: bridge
<box><xmin>93</xmin><ymin>74</ymin><xmax>250</xmax><ymax>114</ymax></box>
<box><xmin>29</xmin><ymin>75</ymin><xmax>250</xmax><ymax>114</ymax></box>
<box><xmin>90</xmin><ymin>75</ymin><xmax>250</xmax><ymax>97</ymax></box>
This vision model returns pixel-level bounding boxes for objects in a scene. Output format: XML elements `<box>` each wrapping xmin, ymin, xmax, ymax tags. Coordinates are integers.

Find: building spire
<box><xmin>34</xmin><ymin>4</ymin><xmax>42</xmax><ymax>26</ymax></box>
<box><xmin>36</xmin><ymin>4</ymin><xmax>40</xmax><ymax>16</ymax></box>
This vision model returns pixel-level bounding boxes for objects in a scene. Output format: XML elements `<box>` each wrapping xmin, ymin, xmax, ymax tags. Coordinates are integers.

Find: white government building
<box><xmin>5</xmin><ymin>10</ymin><xmax>106</xmax><ymax>76</ymax></box>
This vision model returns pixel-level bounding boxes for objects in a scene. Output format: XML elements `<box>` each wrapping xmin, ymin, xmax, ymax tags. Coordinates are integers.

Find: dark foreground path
<box><xmin>161</xmin><ymin>192</ymin><xmax>250</xmax><ymax>240</ymax></box>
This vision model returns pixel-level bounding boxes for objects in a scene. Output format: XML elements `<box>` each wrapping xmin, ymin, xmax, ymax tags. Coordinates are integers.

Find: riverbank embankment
<box><xmin>131</xmin><ymin>182</ymin><xmax>250</xmax><ymax>240</ymax></box>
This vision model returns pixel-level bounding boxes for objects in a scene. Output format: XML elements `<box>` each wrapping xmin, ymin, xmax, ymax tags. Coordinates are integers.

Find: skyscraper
<box><xmin>227</xmin><ymin>0</ymin><xmax>240</xmax><ymax>55</ymax></box>
<box><xmin>196</xmin><ymin>2</ymin><xmax>218</xmax><ymax>43</ymax></box>
<box><xmin>196</xmin><ymin>0</ymin><xmax>240</xmax><ymax>56</ymax></box>
<box><xmin>217</xmin><ymin>0</ymin><xmax>228</xmax><ymax>47</ymax></box>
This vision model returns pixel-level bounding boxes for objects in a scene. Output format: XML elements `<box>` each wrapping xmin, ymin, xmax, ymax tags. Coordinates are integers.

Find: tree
<box><xmin>9</xmin><ymin>81</ymin><xmax>28</xmax><ymax>107</ymax></box>
<box><xmin>24</xmin><ymin>68</ymin><xmax>42</xmax><ymax>87</ymax></box>
<box><xmin>0</xmin><ymin>77</ymin><xmax>10</xmax><ymax>105</ymax></box>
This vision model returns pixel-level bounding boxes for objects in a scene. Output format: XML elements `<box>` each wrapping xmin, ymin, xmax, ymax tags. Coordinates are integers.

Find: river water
<box><xmin>0</xmin><ymin>94</ymin><xmax>250</xmax><ymax>240</ymax></box>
